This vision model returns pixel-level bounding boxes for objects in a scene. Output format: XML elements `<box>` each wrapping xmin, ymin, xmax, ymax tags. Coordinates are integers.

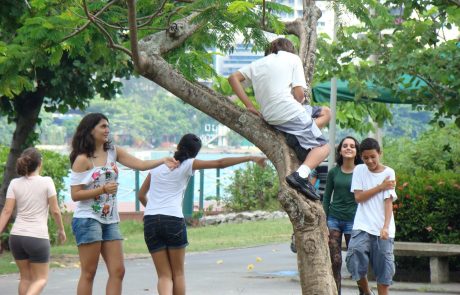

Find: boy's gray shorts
<box><xmin>275</xmin><ymin>105</ymin><xmax>327</xmax><ymax>150</ymax></box>
<box><xmin>345</xmin><ymin>230</ymin><xmax>395</xmax><ymax>285</ymax></box>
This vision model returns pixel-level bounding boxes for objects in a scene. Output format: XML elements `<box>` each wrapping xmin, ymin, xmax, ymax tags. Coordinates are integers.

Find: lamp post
<box><xmin>328</xmin><ymin>5</ymin><xmax>338</xmax><ymax>170</ymax></box>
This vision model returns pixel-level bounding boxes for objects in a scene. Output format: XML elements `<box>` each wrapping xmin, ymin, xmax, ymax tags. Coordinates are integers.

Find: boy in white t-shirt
<box><xmin>347</xmin><ymin>138</ymin><xmax>397</xmax><ymax>295</ymax></box>
<box><xmin>228</xmin><ymin>38</ymin><xmax>330</xmax><ymax>201</ymax></box>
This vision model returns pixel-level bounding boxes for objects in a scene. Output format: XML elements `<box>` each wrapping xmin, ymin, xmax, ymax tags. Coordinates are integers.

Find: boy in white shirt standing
<box><xmin>347</xmin><ymin>138</ymin><xmax>397</xmax><ymax>295</ymax></box>
<box><xmin>228</xmin><ymin>38</ymin><xmax>330</xmax><ymax>201</ymax></box>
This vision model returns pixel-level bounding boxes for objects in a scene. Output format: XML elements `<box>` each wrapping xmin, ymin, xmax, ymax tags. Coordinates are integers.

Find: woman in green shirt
<box><xmin>323</xmin><ymin>136</ymin><xmax>361</xmax><ymax>295</ymax></box>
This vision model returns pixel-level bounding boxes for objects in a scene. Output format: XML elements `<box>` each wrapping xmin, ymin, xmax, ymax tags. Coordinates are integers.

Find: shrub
<box><xmin>225</xmin><ymin>163</ymin><xmax>280</xmax><ymax>212</ymax></box>
<box><xmin>384</xmin><ymin>124</ymin><xmax>460</xmax><ymax>175</ymax></box>
<box><xmin>394</xmin><ymin>171</ymin><xmax>460</xmax><ymax>244</ymax></box>
<box><xmin>392</xmin><ymin>164</ymin><xmax>460</xmax><ymax>274</ymax></box>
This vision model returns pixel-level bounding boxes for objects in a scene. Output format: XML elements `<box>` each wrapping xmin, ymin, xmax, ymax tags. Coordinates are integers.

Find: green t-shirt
<box><xmin>322</xmin><ymin>166</ymin><xmax>357</xmax><ymax>221</ymax></box>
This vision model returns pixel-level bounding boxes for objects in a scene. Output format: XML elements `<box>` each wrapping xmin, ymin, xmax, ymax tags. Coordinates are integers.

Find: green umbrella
<box><xmin>312</xmin><ymin>75</ymin><xmax>428</xmax><ymax>104</ymax></box>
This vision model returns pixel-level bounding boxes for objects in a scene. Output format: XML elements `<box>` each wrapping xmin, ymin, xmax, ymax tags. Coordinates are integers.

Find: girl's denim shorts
<box><xmin>72</xmin><ymin>217</ymin><xmax>123</xmax><ymax>246</ymax></box>
<box><xmin>327</xmin><ymin>215</ymin><xmax>354</xmax><ymax>235</ymax></box>
<box><xmin>143</xmin><ymin>214</ymin><xmax>188</xmax><ymax>253</ymax></box>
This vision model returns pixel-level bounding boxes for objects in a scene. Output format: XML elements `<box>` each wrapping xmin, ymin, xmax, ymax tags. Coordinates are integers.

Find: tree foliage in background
<box><xmin>384</xmin><ymin>123</ymin><xmax>460</xmax><ymax>174</ymax></box>
<box><xmin>0</xmin><ymin>0</ymin><xmax>132</xmax><ymax>209</ymax></box>
<box><xmin>225</xmin><ymin>163</ymin><xmax>280</xmax><ymax>212</ymax></box>
<box><xmin>315</xmin><ymin>0</ymin><xmax>460</xmax><ymax>129</ymax></box>
<box><xmin>86</xmin><ymin>78</ymin><xmax>218</xmax><ymax>147</ymax></box>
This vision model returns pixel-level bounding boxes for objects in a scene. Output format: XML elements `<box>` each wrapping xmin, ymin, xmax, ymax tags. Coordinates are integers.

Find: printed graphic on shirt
<box><xmin>89</xmin><ymin>162</ymin><xmax>118</xmax><ymax>219</ymax></box>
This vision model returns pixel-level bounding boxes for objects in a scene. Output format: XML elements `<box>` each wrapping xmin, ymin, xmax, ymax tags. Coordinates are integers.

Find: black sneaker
<box><xmin>286</xmin><ymin>172</ymin><xmax>321</xmax><ymax>201</ymax></box>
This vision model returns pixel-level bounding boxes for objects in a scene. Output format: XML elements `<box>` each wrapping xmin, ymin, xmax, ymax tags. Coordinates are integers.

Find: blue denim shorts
<box><xmin>143</xmin><ymin>214</ymin><xmax>188</xmax><ymax>253</ymax></box>
<box><xmin>346</xmin><ymin>230</ymin><xmax>395</xmax><ymax>285</ymax></box>
<box><xmin>72</xmin><ymin>217</ymin><xmax>123</xmax><ymax>246</ymax></box>
<box><xmin>327</xmin><ymin>216</ymin><xmax>354</xmax><ymax>234</ymax></box>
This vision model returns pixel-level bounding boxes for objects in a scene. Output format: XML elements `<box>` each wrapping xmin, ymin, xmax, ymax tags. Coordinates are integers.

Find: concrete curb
<box><xmin>341</xmin><ymin>278</ymin><xmax>460</xmax><ymax>294</ymax></box>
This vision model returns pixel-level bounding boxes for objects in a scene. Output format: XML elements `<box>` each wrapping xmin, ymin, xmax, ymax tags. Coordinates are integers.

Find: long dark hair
<box><xmin>336</xmin><ymin>136</ymin><xmax>361</xmax><ymax>166</ymax></box>
<box><xmin>70</xmin><ymin>113</ymin><xmax>111</xmax><ymax>165</ymax></box>
<box><xmin>174</xmin><ymin>134</ymin><xmax>202</xmax><ymax>163</ymax></box>
<box><xmin>17</xmin><ymin>147</ymin><xmax>42</xmax><ymax>176</ymax></box>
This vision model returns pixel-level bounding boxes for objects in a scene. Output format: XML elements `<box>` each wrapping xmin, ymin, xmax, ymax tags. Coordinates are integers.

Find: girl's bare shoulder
<box><xmin>72</xmin><ymin>154</ymin><xmax>92</xmax><ymax>172</ymax></box>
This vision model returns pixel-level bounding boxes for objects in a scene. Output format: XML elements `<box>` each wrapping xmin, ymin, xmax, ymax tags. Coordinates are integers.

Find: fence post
<box><xmin>183</xmin><ymin>175</ymin><xmax>195</xmax><ymax>218</ymax></box>
<box><xmin>199</xmin><ymin>170</ymin><xmax>204</xmax><ymax>211</ymax></box>
<box><xmin>135</xmin><ymin>170</ymin><xmax>140</xmax><ymax>212</ymax></box>
<box><xmin>216</xmin><ymin>168</ymin><xmax>220</xmax><ymax>199</ymax></box>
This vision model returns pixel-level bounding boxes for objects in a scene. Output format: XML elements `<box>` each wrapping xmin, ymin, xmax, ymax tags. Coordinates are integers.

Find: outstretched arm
<box><xmin>117</xmin><ymin>146</ymin><xmax>179</xmax><ymax>171</ymax></box>
<box><xmin>192</xmin><ymin>156</ymin><xmax>266</xmax><ymax>170</ymax></box>
<box><xmin>228</xmin><ymin>72</ymin><xmax>261</xmax><ymax>117</ymax></box>
<box><xmin>138</xmin><ymin>174</ymin><xmax>151</xmax><ymax>208</ymax></box>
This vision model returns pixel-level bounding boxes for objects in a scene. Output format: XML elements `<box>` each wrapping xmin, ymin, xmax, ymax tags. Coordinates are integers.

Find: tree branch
<box><xmin>299</xmin><ymin>0</ymin><xmax>322</xmax><ymax>101</ymax></box>
<box><xmin>136</xmin><ymin>0</ymin><xmax>169</xmax><ymax>28</ymax></box>
<box><xmin>262</xmin><ymin>0</ymin><xmax>266</xmax><ymax>28</ymax></box>
<box><xmin>140</xmin><ymin>54</ymin><xmax>297</xmax><ymax>177</ymax></box>
<box><xmin>61</xmin><ymin>0</ymin><xmax>119</xmax><ymax>42</ymax></box>
<box><xmin>126</xmin><ymin>0</ymin><xmax>143</xmax><ymax>71</ymax></box>
<box><xmin>81</xmin><ymin>0</ymin><xmax>132</xmax><ymax>57</ymax></box>
<box><xmin>138</xmin><ymin>12</ymin><xmax>203</xmax><ymax>56</ymax></box>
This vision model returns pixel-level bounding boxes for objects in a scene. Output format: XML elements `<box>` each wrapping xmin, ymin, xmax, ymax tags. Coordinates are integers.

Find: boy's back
<box><xmin>351</xmin><ymin>164</ymin><xmax>398</xmax><ymax>238</ymax></box>
<box><xmin>238</xmin><ymin>51</ymin><xmax>305</xmax><ymax>125</ymax></box>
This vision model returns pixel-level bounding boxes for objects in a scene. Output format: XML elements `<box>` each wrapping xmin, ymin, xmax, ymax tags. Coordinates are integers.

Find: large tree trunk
<box><xmin>0</xmin><ymin>90</ymin><xmax>45</xmax><ymax>211</ymax></box>
<box><xmin>137</xmin><ymin>54</ymin><xmax>336</xmax><ymax>294</ymax></box>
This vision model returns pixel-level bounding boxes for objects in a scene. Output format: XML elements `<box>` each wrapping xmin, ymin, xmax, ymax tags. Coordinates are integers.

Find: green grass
<box><xmin>187</xmin><ymin>218</ymin><xmax>292</xmax><ymax>251</ymax></box>
<box><xmin>0</xmin><ymin>218</ymin><xmax>293</xmax><ymax>274</ymax></box>
<box><xmin>0</xmin><ymin>252</ymin><xmax>18</xmax><ymax>274</ymax></box>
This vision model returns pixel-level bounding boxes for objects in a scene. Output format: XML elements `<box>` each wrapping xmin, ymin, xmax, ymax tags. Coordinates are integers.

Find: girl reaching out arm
<box><xmin>137</xmin><ymin>155</ymin><xmax>266</xmax><ymax>207</ymax></box>
<box><xmin>140</xmin><ymin>133</ymin><xmax>266</xmax><ymax>295</ymax></box>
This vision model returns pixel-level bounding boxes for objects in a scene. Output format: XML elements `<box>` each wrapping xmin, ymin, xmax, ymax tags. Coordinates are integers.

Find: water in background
<box><xmin>63</xmin><ymin>151</ymin><xmax>253</xmax><ymax>204</ymax></box>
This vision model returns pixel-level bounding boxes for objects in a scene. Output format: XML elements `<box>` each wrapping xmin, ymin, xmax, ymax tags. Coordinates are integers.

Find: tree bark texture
<box><xmin>0</xmin><ymin>90</ymin><xmax>45</xmax><ymax>211</ymax></box>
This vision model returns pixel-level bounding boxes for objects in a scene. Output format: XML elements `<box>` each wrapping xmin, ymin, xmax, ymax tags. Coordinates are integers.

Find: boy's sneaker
<box><xmin>286</xmin><ymin>172</ymin><xmax>321</xmax><ymax>201</ymax></box>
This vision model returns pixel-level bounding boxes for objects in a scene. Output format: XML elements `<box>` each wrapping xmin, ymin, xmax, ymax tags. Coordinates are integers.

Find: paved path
<box><xmin>1</xmin><ymin>243</ymin><xmax>459</xmax><ymax>294</ymax></box>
